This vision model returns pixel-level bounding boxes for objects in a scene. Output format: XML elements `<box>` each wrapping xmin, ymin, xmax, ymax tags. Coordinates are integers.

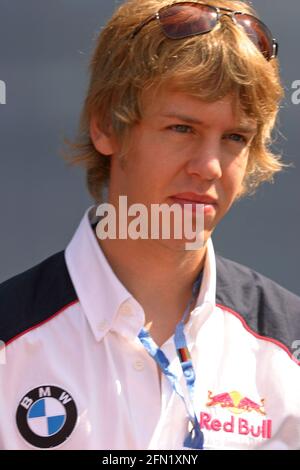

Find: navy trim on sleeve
<box><xmin>0</xmin><ymin>251</ymin><xmax>78</xmax><ymax>344</ymax></box>
<box><xmin>215</xmin><ymin>254</ymin><xmax>300</xmax><ymax>355</ymax></box>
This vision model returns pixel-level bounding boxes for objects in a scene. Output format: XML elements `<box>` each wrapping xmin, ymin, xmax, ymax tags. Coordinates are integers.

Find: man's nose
<box><xmin>185</xmin><ymin>140</ymin><xmax>223</xmax><ymax>181</ymax></box>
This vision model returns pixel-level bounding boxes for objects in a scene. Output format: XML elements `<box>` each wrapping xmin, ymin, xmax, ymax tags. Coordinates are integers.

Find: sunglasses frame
<box><xmin>128</xmin><ymin>1</ymin><xmax>278</xmax><ymax>61</ymax></box>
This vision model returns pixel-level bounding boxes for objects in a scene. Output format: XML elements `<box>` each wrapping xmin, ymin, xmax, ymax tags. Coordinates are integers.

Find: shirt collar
<box><xmin>65</xmin><ymin>206</ymin><xmax>217</xmax><ymax>343</ymax></box>
<box><xmin>195</xmin><ymin>234</ymin><xmax>216</xmax><ymax>309</ymax></box>
<box><xmin>65</xmin><ymin>206</ymin><xmax>145</xmax><ymax>342</ymax></box>
<box><xmin>185</xmin><ymin>233</ymin><xmax>217</xmax><ymax>342</ymax></box>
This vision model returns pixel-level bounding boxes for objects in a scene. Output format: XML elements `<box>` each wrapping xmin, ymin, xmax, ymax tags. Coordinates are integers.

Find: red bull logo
<box><xmin>206</xmin><ymin>390</ymin><xmax>266</xmax><ymax>415</ymax></box>
<box><xmin>199</xmin><ymin>412</ymin><xmax>272</xmax><ymax>439</ymax></box>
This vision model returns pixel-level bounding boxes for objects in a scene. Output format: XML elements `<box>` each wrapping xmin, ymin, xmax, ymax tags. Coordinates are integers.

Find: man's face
<box><xmin>98</xmin><ymin>86</ymin><xmax>257</xmax><ymax>245</ymax></box>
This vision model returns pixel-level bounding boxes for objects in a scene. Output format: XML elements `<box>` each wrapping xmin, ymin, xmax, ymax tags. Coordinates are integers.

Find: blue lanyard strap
<box><xmin>174</xmin><ymin>274</ymin><xmax>202</xmax><ymax>396</ymax></box>
<box><xmin>138</xmin><ymin>328</ymin><xmax>184</xmax><ymax>398</ymax></box>
<box><xmin>138</xmin><ymin>271</ymin><xmax>204</xmax><ymax>450</ymax></box>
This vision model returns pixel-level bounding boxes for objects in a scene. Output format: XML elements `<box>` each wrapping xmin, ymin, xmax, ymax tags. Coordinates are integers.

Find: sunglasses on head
<box><xmin>128</xmin><ymin>1</ymin><xmax>278</xmax><ymax>61</ymax></box>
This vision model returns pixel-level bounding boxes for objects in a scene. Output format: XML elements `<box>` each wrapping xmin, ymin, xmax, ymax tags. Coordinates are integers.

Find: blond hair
<box><xmin>65</xmin><ymin>0</ymin><xmax>285</xmax><ymax>202</ymax></box>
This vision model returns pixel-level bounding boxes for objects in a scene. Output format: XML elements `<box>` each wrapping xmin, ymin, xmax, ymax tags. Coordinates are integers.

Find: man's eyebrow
<box><xmin>228</xmin><ymin>124</ymin><xmax>258</xmax><ymax>134</ymax></box>
<box><xmin>161</xmin><ymin>112</ymin><xmax>205</xmax><ymax>125</ymax></box>
<box><xmin>160</xmin><ymin>112</ymin><xmax>257</xmax><ymax>134</ymax></box>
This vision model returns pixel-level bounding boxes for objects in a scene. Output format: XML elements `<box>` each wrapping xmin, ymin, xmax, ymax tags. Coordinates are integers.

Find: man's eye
<box><xmin>168</xmin><ymin>125</ymin><xmax>194</xmax><ymax>134</ymax></box>
<box><xmin>227</xmin><ymin>133</ymin><xmax>247</xmax><ymax>144</ymax></box>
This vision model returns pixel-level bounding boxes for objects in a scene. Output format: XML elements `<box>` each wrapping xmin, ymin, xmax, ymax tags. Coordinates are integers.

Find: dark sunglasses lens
<box><xmin>235</xmin><ymin>14</ymin><xmax>274</xmax><ymax>60</ymax></box>
<box><xmin>159</xmin><ymin>3</ymin><xmax>218</xmax><ymax>39</ymax></box>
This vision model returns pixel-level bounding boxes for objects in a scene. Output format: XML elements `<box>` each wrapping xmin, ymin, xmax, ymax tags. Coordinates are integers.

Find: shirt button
<box><xmin>133</xmin><ymin>360</ymin><xmax>145</xmax><ymax>371</ymax></box>
<box><xmin>119</xmin><ymin>303</ymin><xmax>134</xmax><ymax>316</ymax></box>
<box><xmin>98</xmin><ymin>320</ymin><xmax>108</xmax><ymax>331</ymax></box>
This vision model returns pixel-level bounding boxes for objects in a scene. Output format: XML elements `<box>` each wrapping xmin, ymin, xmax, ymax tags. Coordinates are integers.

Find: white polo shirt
<box><xmin>0</xmin><ymin>206</ymin><xmax>299</xmax><ymax>450</ymax></box>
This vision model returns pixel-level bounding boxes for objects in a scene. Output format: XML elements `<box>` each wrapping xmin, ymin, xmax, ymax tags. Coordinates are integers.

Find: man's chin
<box><xmin>150</xmin><ymin>233</ymin><xmax>210</xmax><ymax>253</ymax></box>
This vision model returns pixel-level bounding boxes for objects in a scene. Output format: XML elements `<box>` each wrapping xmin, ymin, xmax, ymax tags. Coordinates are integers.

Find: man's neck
<box><xmin>98</xmin><ymin>236</ymin><xmax>207</xmax><ymax>344</ymax></box>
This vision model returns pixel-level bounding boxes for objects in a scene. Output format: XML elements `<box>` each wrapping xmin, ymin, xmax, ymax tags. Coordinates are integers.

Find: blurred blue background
<box><xmin>0</xmin><ymin>0</ymin><xmax>299</xmax><ymax>295</ymax></box>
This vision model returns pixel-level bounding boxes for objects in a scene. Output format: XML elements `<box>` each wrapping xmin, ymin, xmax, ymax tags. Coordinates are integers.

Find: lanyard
<box><xmin>138</xmin><ymin>272</ymin><xmax>204</xmax><ymax>450</ymax></box>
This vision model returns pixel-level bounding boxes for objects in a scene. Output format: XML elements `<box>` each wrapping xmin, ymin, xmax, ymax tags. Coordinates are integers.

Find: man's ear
<box><xmin>90</xmin><ymin>114</ymin><xmax>116</xmax><ymax>156</ymax></box>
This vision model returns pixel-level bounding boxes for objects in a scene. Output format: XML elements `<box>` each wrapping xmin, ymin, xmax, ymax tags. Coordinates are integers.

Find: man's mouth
<box><xmin>170</xmin><ymin>192</ymin><xmax>218</xmax><ymax>215</ymax></box>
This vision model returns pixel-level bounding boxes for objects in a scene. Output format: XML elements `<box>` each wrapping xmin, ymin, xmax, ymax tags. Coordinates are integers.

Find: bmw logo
<box><xmin>16</xmin><ymin>385</ymin><xmax>77</xmax><ymax>448</ymax></box>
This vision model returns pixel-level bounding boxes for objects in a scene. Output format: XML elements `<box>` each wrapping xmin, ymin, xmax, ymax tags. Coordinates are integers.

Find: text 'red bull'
<box><xmin>200</xmin><ymin>412</ymin><xmax>272</xmax><ymax>439</ymax></box>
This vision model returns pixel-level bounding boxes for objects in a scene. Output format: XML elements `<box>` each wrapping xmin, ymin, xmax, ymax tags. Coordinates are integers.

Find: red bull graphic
<box><xmin>206</xmin><ymin>390</ymin><xmax>266</xmax><ymax>415</ymax></box>
<box><xmin>199</xmin><ymin>412</ymin><xmax>272</xmax><ymax>439</ymax></box>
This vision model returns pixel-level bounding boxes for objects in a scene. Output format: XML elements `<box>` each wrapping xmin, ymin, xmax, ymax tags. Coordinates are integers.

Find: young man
<box><xmin>0</xmin><ymin>0</ymin><xmax>299</xmax><ymax>450</ymax></box>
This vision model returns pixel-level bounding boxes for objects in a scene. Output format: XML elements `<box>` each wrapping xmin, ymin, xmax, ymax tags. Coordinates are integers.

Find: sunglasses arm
<box><xmin>272</xmin><ymin>40</ymin><xmax>279</xmax><ymax>60</ymax></box>
<box><xmin>128</xmin><ymin>13</ymin><xmax>158</xmax><ymax>40</ymax></box>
